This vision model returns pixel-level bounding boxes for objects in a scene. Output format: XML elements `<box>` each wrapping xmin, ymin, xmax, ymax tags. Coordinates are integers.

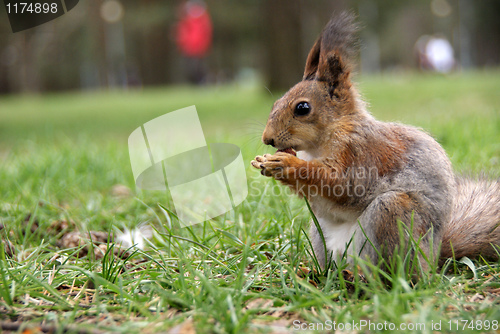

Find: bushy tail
<box><xmin>441</xmin><ymin>177</ymin><xmax>500</xmax><ymax>260</ymax></box>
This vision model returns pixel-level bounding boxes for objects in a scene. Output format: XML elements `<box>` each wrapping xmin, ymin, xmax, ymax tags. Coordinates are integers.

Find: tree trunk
<box><xmin>262</xmin><ymin>0</ymin><xmax>303</xmax><ymax>91</ymax></box>
<box><xmin>88</xmin><ymin>0</ymin><xmax>108</xmax><ymax>88</ymax></box>
<box><xmin>262</xmin><ymin>0</ymin><xmax>349</xmax><ymax>91</ymax></box>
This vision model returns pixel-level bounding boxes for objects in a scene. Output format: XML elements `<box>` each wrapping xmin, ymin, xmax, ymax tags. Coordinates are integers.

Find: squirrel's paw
<box><xmin>251</xmin><ymin>152</ymin><xmax>297</xmax><ymax>179</ymax></box>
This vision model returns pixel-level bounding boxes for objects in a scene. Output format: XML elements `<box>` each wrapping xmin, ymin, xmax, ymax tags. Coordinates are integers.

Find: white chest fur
<box><xmin>298</xmin><ymin>150</ymin><xmax>360</xmax><ymax>262</ymax></box>
<box><xmin>318</xmin><ymin>217</ymin><xmax>358</xmax><ymax>261</ymax></box>
<box><xmin>297</xmin><ymin>150</ymin><xmax>316</xmax><ymax>162</ymax></box>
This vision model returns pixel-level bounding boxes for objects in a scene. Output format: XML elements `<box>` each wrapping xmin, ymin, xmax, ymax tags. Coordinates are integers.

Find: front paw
<box><xmin>251</xmin><ymin>152</ymin><xmax>296</xmax><ymax>179</ymax></box>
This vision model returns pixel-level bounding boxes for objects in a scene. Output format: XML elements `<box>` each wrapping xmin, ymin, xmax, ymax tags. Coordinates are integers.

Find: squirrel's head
<box><xmin>262</xmin><ymin>12</ymin><xmax>362</xmax><ymax>154</ymax></box>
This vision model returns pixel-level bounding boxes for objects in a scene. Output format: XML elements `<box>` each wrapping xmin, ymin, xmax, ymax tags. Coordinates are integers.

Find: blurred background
<box><xmin>0</xmin><ymin>0</ymin><xmax>499</xmax><ymax>94</ymax></box>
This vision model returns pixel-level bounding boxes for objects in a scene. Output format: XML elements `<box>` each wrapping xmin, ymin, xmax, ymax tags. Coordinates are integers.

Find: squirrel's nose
<box><xmin>262</xmin><ymin>125</ymin><xmax>275</xmax><ymax>147</ymax></box>
<box><xmin>263</xmin><ymin>138</ymin><xmax>275</xmax><ymax>147</ymax></box>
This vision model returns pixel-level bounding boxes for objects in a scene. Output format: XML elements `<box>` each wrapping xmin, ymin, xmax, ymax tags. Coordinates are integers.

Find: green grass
<box><xmin>0</xmin><ymin>71</ymin><xmax>499</xmax><ymax>333</ymax></box>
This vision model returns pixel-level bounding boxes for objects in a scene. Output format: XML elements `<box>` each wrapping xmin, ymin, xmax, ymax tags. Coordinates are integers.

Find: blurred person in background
<box><xmin>416</xmin><ymin>35</ymin><xmax>456</xmax><ymax>73</ymax></box>
<box><xmin>175</xmin><ymin>0</ymin><xmax>213</xmax><ymax>84</ymax></box>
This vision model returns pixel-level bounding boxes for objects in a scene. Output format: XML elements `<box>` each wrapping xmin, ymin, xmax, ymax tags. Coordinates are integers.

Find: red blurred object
<box><xmin>176</xmin><ymin>2</ymin><xmax>213</xmax><ymax>58</ymax></box>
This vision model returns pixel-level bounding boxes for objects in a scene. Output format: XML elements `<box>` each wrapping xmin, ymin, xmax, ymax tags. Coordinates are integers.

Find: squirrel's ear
<box><xmin>307</xmin><ymin>12</ymin><xmax>357</xmax><ymax>98</ymax></box>
<box><xmin>316</xmin><ymin>52</ymin><xmax>350</xmax><ymax>99</ymax></box>
<box><xmin>303</xmin><ymin>37</ymin><xmax>321</xmax><ymax>81</ymax></box>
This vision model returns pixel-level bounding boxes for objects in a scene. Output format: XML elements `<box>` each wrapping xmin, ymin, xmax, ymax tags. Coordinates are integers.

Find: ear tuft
<box><xmin>302</xmin><ymin>11</ymin><xmax>358</xmax><ymax>82</ymax></box>
<box><xmin>319</xmin><ymin>11</ymin><xmax>359</xmax><ymax>66</ymax></box>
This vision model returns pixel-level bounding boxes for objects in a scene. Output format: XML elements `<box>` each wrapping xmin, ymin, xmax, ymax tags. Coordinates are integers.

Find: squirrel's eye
<box><xmin>294</xmin><ymin>102</ymin><xmax>311</xmax><ymax>116</ymax></box>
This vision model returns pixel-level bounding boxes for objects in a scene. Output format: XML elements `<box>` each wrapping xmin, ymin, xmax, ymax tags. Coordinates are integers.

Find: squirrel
<box><xmin>251</xmin><ymin>12</ymin><xmax>500</xmax><ymax>272</ymax></box>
